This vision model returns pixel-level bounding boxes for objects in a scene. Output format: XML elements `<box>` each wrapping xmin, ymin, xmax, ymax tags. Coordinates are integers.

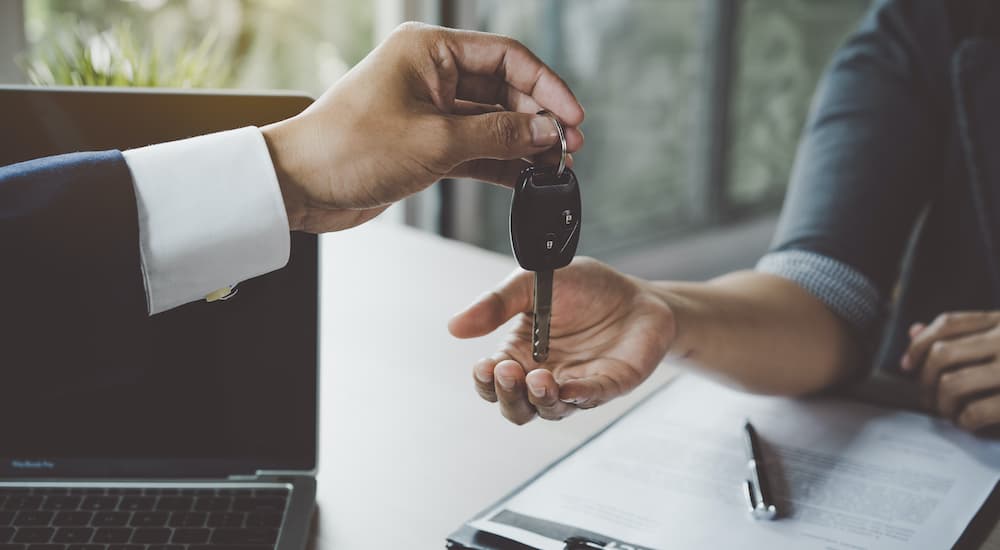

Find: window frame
<box><xmin>0</xmin><ymin>0</ymin><xmax>26</xmax><ymax>84</ymax></box>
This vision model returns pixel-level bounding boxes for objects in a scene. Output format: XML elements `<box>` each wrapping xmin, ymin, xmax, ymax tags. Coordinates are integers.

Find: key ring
<box><xmin>537</xmin><ymin>109</ymin><xmax>567</xmax><ymax>177</ymax></box>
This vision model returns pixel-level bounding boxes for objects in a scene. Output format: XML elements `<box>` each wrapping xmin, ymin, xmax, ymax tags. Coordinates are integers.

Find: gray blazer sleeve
<box><xmin>758</xmin><ymin>0</ymin><xmax>955</xmax><ymax>332</ymax></box>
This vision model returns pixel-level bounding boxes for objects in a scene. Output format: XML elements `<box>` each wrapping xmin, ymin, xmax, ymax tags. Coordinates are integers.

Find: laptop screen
<box><xmin>0</xmin><ymin>88</ymin><xmax>317</xmax><ymax>478</ymax></box>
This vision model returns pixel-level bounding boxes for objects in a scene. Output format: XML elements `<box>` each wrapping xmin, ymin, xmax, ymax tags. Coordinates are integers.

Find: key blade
<box><xmin>532</xmin><ymin>269</ymin><xmax>554</xmax><ymax>362</ymax></box>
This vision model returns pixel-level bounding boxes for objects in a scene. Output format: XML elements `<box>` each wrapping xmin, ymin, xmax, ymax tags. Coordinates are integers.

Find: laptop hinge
<box><xmin>253</xmin><ymin>470</ymin><xmax>311</xmax><ymax>477</ymax></box>
<box><xmin>227</xmin><ymin>470</ymin><xmax>309</xmax><ymax>481</ymax></box>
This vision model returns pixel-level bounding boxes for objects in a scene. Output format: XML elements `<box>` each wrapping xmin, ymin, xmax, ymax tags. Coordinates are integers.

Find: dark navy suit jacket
<box><xmin>0</xmin><ymin>151</ymin><xmax>150</xmax><ymax>400</ymax></box>
<box><xmin>0</xmin><ymin>152</ymin><xmax>318</xmax><ymax>453</ymax></box>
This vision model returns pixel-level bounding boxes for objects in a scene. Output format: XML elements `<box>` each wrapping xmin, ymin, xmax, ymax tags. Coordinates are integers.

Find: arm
<box><xmin>449</xmin><ymin>260</ymin><xmax>853</xmax><ymax>425</ymax></box>
<box><xmin>0</xmin><ymin>152</ymin><xmax>149</xmax><ymax>397</ymax></box>
<box><xmin>1</xmin><ymin>23</ymin><xmax>586</xmax><ymax>315</ymax></box>
<box><xmin>655</xmin><ymin>272</ymin><xmax>858</xmax><ymax>396</ymax></box>
<box><xmin>451</xmin><ymin>0</ymin><xmax>951</xmax><ymax>424</ymax></box>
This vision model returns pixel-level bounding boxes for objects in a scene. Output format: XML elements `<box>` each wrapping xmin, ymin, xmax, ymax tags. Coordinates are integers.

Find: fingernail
<box><xmin>530</xmin><ymin>116</ymin><xmax>558</xmax><ymax>146</ymax></box>
<box><xmin>529</xmin><ymin>383</ymin><xmax>546</xmax><ymax>398</ymax></box>
<box><xmin>560</xmin><ymin>396</ymin><xmax>583</xmax><ymax>405</ymax></box>
<box><xmin>496</xmin><ymin>374</ymin><xmax>515</xmax><ymax>391</ymax></box>
<box><xmin>474</xmin><ymin>367</ymin><xmax>493</xmax><ymax>385</ymax></box>
<box><xmin>900</xmin><ymin>355</ymin><xmax>911</xmax><ymax>371</ymax></box>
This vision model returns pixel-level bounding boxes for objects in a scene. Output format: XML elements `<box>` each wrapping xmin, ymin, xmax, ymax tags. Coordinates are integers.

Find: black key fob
<box><xmin>509</xmin><ymin>165</ymin><xmax>582</xmax><ymax>271</ymax></box>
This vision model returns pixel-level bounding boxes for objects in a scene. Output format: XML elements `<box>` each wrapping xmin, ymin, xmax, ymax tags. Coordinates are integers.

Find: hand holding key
<box><xmin>449</xmin><ymin>258</ymin><xmax>675</xmax><ymax>424</ymax></box>
<box><xmin>261</xmin><ymin>22</ymin><xmax>584</xmax><ymax>234</ymax></box>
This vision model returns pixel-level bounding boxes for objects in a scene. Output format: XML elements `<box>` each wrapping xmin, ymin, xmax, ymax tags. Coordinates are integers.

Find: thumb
<box><xmin>448</xmin><ymin>269</ymin><xmax>533</xmax><ymax>338</ymax></box>
<box><xmin>449</xmin><ymin>112</ymin><xmax>560</xmax><ymax>164</ymax></box>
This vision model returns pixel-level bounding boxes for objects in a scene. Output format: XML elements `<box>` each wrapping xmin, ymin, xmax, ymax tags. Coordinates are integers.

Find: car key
<box><xmin>509</xmin><ymin>112</ymin><xmax>581</xmax><ymax>362</ymax></box>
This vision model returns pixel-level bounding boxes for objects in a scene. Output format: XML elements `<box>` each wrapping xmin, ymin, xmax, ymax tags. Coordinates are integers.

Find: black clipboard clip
<box><xmin>564</xmin><ymin>536</ymin><xmax>608</xmax><ymax>549</ymax></box>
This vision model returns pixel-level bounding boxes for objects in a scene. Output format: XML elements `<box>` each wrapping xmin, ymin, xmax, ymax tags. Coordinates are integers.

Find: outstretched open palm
<box><xmin>449</xmin><ymin>258</ymin><xmax>674</xmax><ymax>424</ymax></box>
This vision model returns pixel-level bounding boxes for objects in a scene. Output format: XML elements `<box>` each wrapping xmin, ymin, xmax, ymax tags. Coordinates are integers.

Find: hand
<box><xmin>448</xmin><ymin>258</ymin><xmax>674</xmax><ymax>425</ymax></box>
<box><xmin>261</xmin><ymin>22</ymin><xmax>585</xmax><ymax>233</ymax></box>
<box><xmin>900</xmin><ymin>311</ymin><xmax>1000</xmax><ymax>431</ymax></box>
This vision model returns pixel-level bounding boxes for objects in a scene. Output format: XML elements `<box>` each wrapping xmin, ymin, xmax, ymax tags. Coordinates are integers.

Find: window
<box><xmin>452</xmin><ymin>0</ymin><xmax>868</xmax><ymax>263</ymax></box>
<box><xmin>728</xmin><ymin>0</ymin><xmax>869</xmax><ymax>214</ymax></box>
<box><xmin>21</xmin><ymin>0</ymin><xmax>373</xmax><ymax>95</ymax></box>
<box><xmin>10</xmin><ymin>0</ymin><xmax>871</xmax><ymax>271</ymax></box>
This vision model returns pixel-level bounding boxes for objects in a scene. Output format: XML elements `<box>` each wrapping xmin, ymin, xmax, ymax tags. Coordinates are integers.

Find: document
<box><xmin>470</xmin><ymin>375</ymin><xmax>1000</xmax><ymax>550</ymax></box>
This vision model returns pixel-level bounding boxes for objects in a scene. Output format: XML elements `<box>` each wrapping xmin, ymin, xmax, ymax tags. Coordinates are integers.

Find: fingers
<box><xmin>451</xmin><ymin>99</ymin><xmax>504</xmax><ymax>116</ymax></box>
<box><xmin>448</xmin><ymin>159</ymin><xmax>531</xmax><ymax>188</ymax></box>
<box><xmin>441</xmin><ymin>28</ymin><xmax>585</xmax><ymax>127</ymax></box>
<box><xmin>448</xmin><ymin>153</ymin><xmax>575</xmax><ymax>188</ymax></box>
<box><xmin>455</xmin><ymin>76</ymin><xmax>585</xmax><ymax>149</ymax></box>
<box><xmin>955</xmin><ymin>392</ymin><xmax>1000</xmax><ymax>432</ymax></box>
<box><xmin>558</xmin><ymin>359</ymin><xmax>642</xmax><ymax>409</ymax></box>
<box><xmin>451</xmin><ymin>78</ymin><xmax>584</xmax><ymax>154</ymax></box>
<box><xmin>902</xmin><ymin>312</ymin><xmax>1000</xmax><ymax>371</ymax></box>
<box><xmin>937</xmin><ymin>362</ymin><xmax>1000</xmax><ymax>420</ymax></box>
<box><xmin>919</xmin><ymin>330</ymin><xmax>998</xmax><ymax>405</ymax></box>
<box><xmin>494</xmin><ymin>360</ymin><xmax>536</xmax><ymax>425</ymax></box>
<box><xmin>559</xmin><ymin>376</ymin><xmax>622</xmax><ymax>409</ymax></box>
<box><xmin>447</xmin><ymin>111</ymin><xmax>567</xmax><ymax>163</ymax></box>
<box><xmin>472</xmin><ymin>358</ymin><xmax>574</xmax><ymax>424</ymax></box>
<box><xmin>448</xmin><ymin>269</ymin><xmax>533</xmax><ymax>338</ymax></box>
<box><xmin>443</xmin><ymin>109</ymin><xmax>581</xmax><ymax>184</ymax></box>
<box><xmin>525</xmin><ymin>369</ymin><xmax>576</xmax><ymax>421</ymax></box>
<box><xmin>473</xmin><ymin>357</ymin><xmax>500</xmax><ymax>403</ymax></box>
<box><xmin>456</xmin><ymin>74</ymin><xmax>543</xmax><ymax>114</ymax></box>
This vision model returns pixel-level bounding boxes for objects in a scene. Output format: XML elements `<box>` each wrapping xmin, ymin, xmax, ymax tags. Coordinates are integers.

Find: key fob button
<box><xmin>562</xmin><ymin>210</ymin><xmax>574</xmax><ymax>225</ymax></box>
<box><xmin>544</xmin><ymin>233</ymin><xmax>557</xmax><ymax>253</ymax></box>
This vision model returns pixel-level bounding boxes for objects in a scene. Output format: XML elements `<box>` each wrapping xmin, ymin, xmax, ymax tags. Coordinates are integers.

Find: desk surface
<box><xmin>314</xmin><ymin>222</ymin><xmax>675</xmax><ymax>549</ymax></box>
<box><xmin>312</xmin><ymin>221</ymin><xmax>1000</xmax><ymax>550</ymax></box>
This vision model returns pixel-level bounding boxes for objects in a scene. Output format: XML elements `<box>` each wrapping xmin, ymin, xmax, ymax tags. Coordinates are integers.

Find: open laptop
<box><xmin>0</xmin><ymin>87</ymin><xmax>318</xmax><ymax>550</ymax></box>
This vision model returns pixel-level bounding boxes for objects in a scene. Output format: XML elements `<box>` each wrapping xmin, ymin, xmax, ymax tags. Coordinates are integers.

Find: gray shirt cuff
<box><xmin>756</xmin><ymin>250</ymin><xmax>881</xmax><ymax>331</ymax></box>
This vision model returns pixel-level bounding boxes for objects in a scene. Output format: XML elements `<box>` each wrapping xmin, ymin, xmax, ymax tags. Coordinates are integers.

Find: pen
<box><xmin>743</xmin><ymin>420</ymin><xmax>778</xmax><ymax>520</ymax></box>
<box><xmin>563</xmin><ymin>536</ymin><xmax>607</xmax><ymax>549</ymax></box>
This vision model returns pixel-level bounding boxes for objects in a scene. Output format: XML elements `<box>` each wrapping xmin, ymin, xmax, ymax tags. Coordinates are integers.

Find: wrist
<box><xmin>261</xmin><ymin>120</ymin><xmax>307</xmax><ymax>232</ymax></box>
<box><xmin>643</xmin><ymin>279</ymin><xmax>700</xmax><ymax>361</ymax></box>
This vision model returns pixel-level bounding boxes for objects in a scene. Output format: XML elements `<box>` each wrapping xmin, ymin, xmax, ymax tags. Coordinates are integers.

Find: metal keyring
<box><xmin>537</xmin><ymin>109</ymin><xmax>567</xmax><ymax>177</ymax></box>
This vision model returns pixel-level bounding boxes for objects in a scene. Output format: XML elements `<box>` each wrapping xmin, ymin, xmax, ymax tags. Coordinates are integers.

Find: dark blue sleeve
<box><xmin>0</xmin><ymin>151</ymin><xmax>150</xmax><ymax>398</ymax></box>
<box><xmin>768</xmin><ymin>0</ymin><xmax>956</xmax><ymax>300</ymax></box>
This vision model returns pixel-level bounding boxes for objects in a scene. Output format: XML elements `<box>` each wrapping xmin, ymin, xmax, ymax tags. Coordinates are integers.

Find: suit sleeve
<box><xmin>0</xmin><ymin>151</ymin><xmax>150</xmax><ymax>396</ymax></box>
<box><xmin>756</xmin><ymin>0</ymin><xmax>955</xmax><ymax>333</ymax></box>
<box><xmin>0</xmin><ymin>151</ymin><xmax>147</xmax><ymax>312</ymax></box>
<box><xmin>0</xmin><ymin>130</ymin><xmax>292</xmax><ymax>399</ymax></box>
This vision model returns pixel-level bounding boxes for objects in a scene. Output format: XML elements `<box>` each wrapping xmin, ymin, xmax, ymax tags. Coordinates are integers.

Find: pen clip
<box><xmin>564</xmin><ymin>536</ymin><xmax>608</xmax><ymax>549</ymax></box>
<box><xmin>744</xmin><ymin>478</ymin><xmax>778</xmax><ymax>520</ymax></box>
<box><xmin>743</xmin><ymin>478</ymin><xmax>757</xmax><ymax>514</ymax></box>
<box><xmin>743</xmin><ymin>420</ymin><xmax>779</xmax><ymax>521</ymax></box>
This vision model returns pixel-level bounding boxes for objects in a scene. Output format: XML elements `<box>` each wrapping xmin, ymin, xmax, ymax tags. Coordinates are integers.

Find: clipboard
<box><xmin>444</xmin><ymin>375</ymin><xmax>1000</xmax><ymax>550</ymax></box>
<box><xmin>445</xmin><ymin>382</ymin><xmax>672</xmax><ymax>550</ymax></box>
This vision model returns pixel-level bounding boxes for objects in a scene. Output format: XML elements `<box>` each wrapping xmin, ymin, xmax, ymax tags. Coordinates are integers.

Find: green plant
<box><xmin>22</xmin><ymin>19</ymin><xmax>231</xmax><ymax>88</ymax></box>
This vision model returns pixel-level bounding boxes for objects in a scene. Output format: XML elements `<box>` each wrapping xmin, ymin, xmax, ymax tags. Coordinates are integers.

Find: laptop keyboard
<box><xmin>0</xmin><ymin>487</ymin><xmax>288</xmax><ymax>550</ymax></box>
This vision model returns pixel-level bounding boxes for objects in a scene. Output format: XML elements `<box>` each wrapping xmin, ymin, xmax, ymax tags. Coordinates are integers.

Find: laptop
<box><xmin>0</xmin><ymin>87</ymin><xmax>318</xmax><ymax>550</ymax></box>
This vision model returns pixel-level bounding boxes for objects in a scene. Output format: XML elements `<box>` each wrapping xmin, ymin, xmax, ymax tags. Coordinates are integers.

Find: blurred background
<box><xmin>0</xmin><ymin>0</ymin><xmax>868</xmax><ymax>281</ymax></box>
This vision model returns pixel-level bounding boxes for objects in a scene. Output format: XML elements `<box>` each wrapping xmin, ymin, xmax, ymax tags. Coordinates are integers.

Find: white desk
<box><xmin>311</xmin><ymin>222</ymin><xmax>1000</xmax><ymax>550</ymax></box>
<box><xmin>313</xmin><ymin>222</ymin><xmax>675</xmax><ymax>549</ymax></box>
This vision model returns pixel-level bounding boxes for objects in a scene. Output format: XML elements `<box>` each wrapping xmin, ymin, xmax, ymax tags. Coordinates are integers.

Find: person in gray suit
<box><xmin>453</xmin><ymin>0</ymin><xmax>1000</xmax><ymax>432</ymax></box>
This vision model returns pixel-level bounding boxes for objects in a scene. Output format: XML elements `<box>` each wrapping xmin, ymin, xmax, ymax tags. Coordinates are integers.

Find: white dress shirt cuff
<box><xmin>123</xmin><ymin>126</ymin><xmax>290</xmax><ymax>315</ymax></box>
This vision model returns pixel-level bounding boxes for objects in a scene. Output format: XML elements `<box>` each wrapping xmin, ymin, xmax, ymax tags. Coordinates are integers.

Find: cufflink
<box><xmin>205</xmin><ymin>285</ymin><xmax>238</xmax><ymax>303</ymax></box>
